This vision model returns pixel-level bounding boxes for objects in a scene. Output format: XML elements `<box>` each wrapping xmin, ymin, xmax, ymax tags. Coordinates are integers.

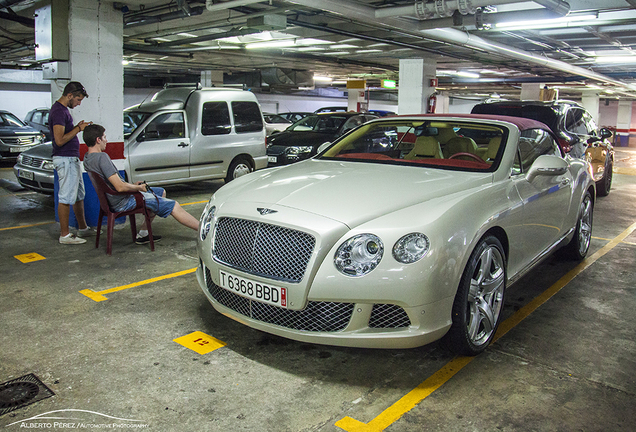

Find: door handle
<box><xmin>178</xmin><ymin>142</ymin><xmax>189</xmax><ymax>147</ymax></box>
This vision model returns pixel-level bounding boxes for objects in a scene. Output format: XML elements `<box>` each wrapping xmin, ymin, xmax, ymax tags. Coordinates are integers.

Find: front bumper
<box><xmin>12</xmin><ymin>163</ymin><xmax>54</xmax><ymax>194</ymax></box>
<box><xmin>196</xmin><ymin>261</ymin><xmax>452</xmax><ymax>349</ymax></box>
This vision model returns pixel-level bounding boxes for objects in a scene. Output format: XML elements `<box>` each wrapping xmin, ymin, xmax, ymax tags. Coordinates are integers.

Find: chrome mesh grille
<box><xmin>213</xmin><ymin>217</ymin><xmax>316</xmax><ymax>283</ymax></box>
<box><xmin>368</xmin><ymin>303</ymin><xmax>411</xmax><ymax>328</ymax></box>
<box><xmin>205</xmin><ymin>266</ymin><xmax>353</xmax><ymax>332</ymax></box>
<box><xmin>19</xmin><ymin>155</ymin><xmax>44</xmax><ymax>168</ymax></box>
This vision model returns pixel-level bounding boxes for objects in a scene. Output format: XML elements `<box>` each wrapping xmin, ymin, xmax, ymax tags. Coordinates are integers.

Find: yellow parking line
<box><xmin>0</xmin><ymin>221</ymin><xmax>55</xmax><ymax>231</ymax></box>
<box><xmin>336</xmin><ymin>221</ymin><xmax>636</xmax><ymax>432</ymax></box>
<box><xmin>181</xmin><ymin>200</ymin><xmax>208</xmax><ymax>206</ymax></box>
<box><xmin>592</xmin><ymin>235</ymin><xmax>636</xmax><ymax>246</ymax></box>
<box><xmin>80</xmin><ymin>267</ymin><xmax>197</xmax><ymax>302</ymax></box>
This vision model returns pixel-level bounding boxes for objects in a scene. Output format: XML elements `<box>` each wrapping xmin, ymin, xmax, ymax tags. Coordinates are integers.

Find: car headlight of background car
<box><xmin>334</xmin><ymin>234</ymin><xmax>384</xmax><ymax>277</ymax></box>
<box><xmin>393</xmin><ymin>233</ymin><xmax>430</xmax><ymax>264</ymax></box>
<box><xmin>286</xmin><ymin>146</ymin><xmax>313</xmax><ymax>155</ymax></box>
<box><xmin>199</xmin><ymin>203</ymin><xmax>216</xmax><ymax>241</ymax></box>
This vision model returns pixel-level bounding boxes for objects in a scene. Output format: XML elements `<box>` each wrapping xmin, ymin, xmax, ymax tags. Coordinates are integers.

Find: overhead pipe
<box><xmin>0</xmin><ymin>0</ymin><xmax>25</xmax><ymax>9</ymax></box>
<box><xmin>375</xmin><ymin>0</ymin><xmax>529</xmax><ymax>19</ymax></box>
<box><xmin>282</xmin><ymin>0</ymin><xmax>636</xmax><ymax>93</ymax></box>
<box><xmin>205</xmin><ymin>0</ymin><xmax>266</xmax><ymax>12</ymax></box>
<box><xmin>125</xmin><ymin>6</ymin><xmax>204</xmax><ymax>28</ymax></box>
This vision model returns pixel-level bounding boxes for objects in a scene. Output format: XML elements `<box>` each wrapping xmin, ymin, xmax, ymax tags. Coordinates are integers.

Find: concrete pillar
<box><xmin>520</xmin><ymin>83</ymin><xmax>541</xmax><ymax>100</ymax></box>
<box><xmin>581</xmin><ymin>92</ymin><xmax>600</xmax><ymax>124</ymax></box>
<box><xmin>51</xmin><ymin>0</ymin><xmax>124</xmax><ymax>228</ymax></box>
<box><xmin>397</xmin><ymin>58</ymin><xmax>436</xmax><ymax>115</ymax></box>
<box><xmin>616</xmin><ymin>100</ymin><xmax>633</xmax><ymax>147</ymax></box>
<box><xmin>436</xmin><ymin>93</ymin><xmax>450</xmax><ymax>114</ymax></box>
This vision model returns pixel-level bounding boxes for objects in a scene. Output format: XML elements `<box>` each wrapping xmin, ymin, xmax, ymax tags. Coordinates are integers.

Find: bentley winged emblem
<box><xmin>257</xmin><ymin>207</ymin><xmax>278</xmax><ymax>216</ymax></box>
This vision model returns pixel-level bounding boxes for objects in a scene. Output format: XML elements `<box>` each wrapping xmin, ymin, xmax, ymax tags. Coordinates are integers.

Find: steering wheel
<box><xmin>448</xmin><ymin>152</ymin><xmax>486</xmax><ymax>163</ymax></box>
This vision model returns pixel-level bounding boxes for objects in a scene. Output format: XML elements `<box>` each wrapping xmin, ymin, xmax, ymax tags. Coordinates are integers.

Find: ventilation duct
<box><xmin>260</xmin><ymin>68</ymin><xmax>313</xmax><ymax>87</ymax></box>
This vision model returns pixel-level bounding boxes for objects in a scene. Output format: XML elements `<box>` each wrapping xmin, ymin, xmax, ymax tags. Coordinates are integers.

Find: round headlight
<box><xmin>334</xmin><ymin>234</ymin><xmax>384</xmax><ymax>277</ymax></box>
<box><xmin>199</xmin><ymin>204</ymin><xmax>216</xmax><ymax>241</ymax></box>
<box><xmin>393</xmin><ymin>233</ymin><xmax>430</xmax><ymax>264</ymax></box>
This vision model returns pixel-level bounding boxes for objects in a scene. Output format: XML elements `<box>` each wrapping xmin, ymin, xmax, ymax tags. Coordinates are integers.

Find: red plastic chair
<box><xmin>86</xmin><ymin>171</ymin><xmax>154</xmax><ymax>255</ymax></box>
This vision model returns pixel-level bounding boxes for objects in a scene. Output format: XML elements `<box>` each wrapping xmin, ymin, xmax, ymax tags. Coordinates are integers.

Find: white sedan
<box><xmin>196</xmin><ymin>114</ymin><xmax>595</xmax><ymax>355</ymax></box>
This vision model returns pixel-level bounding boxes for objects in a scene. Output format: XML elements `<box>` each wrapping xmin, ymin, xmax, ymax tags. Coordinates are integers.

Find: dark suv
<box><xmin>471</xmin><ymin>100</ymin><xmax>614</xmax><ymax>196</ymax></box>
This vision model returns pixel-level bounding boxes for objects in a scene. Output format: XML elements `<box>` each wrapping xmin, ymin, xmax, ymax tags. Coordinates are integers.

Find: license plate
<box><xmin>219</xmin><ymin>270</ymin><xmax>287</xmax><ymax>308</ymax></box>
<box><xmin>18</xmin><ymin>169</ymin><xmax>34</xmax><ymax>180</ymax></box>
<box><xmin>268</xmin><ymin>156</ymin><xmax>277</xmax><ymax>163</ymax></box>
<box><xmin>10</xmin><ymin>147</ymin><xmax>24</xmax><ymax>153</ymax></box>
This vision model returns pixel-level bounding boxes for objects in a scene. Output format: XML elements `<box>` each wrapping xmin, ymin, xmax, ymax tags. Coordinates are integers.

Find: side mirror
<box><xmin>136</xmin><ymin>132</ymin><xmax>145</xmax><ymax>142</ymax></box>
<box><xmin>526</xmin><ymin>154</ymin><xmax>568</xmax><ymax>182</ymax></box>
<box><xmin>599</xmin><ymin>127</ymin><xmax>612</xmax><ymax>140</ymax></box>
<box><xmin>317</xmin><ymin>141</ymin><xmax>332</xmax><ymax>154</ymax></box>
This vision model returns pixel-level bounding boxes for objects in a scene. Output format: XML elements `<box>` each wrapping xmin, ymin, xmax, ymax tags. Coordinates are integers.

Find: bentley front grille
<box><xmin>213</xmin><ymin>217</ymin><xmax>316</xmax><ymax>283</ymax></box>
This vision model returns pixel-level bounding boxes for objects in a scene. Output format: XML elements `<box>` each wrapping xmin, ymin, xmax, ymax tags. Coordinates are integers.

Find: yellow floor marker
<box><xmin>173</xmin><ymin>331</ymin><xmax>226</xmax><ymax>355</ymax></box>
<box><xmin>14</xmin><ymin>253</ymin><xmax>46</xmax><ymax>263</ymax></box>
<box><xmin>79</xmin><ymin>267</ymin><xmax>196</xmax><ymax>302</ymax></box>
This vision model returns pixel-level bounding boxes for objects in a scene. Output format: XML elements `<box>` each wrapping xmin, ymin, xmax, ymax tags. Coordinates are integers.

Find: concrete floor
<box><xmin>1</xmin><ymin>150</ymin><xmax>635</xmax><ymax>431</ymax></box>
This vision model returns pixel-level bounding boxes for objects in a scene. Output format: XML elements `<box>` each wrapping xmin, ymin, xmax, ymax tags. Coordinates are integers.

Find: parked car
<box><xmin>196</xmin><ymin>114</ymin><xmax>595</xmax><ymax>355</ymax></box>
<box><xmin>471</xmin><ymin>100</ymin><xmax>614</xmax><ymax>196</ymax></box>
<box><xmin>122</xmin><ymin>85</ymin><xmax>267</xmax><ymax>184</ymax></box>
<box><xmin>0</xmin><ymin>110</ymin><xmax>46</xmax><ymax>161</ymax></box>
<box><xmin>368</xmin><ymin>109</ymin><xmax>396</xmax><ymax>117</ymax></box>
<box><xmin>24</xmin><ymin>108</ymin><xmax>51</xmax><ymax>141</ymax></box>
<box><xmin>13</xmin><ymin>143</ymin><xmax>55</xmax><ymax>194</ymax></box>
<box><xmin>263</xmin><ymin>113</ymin><xmax>292</xmax><ymax>136</ymax></box>
<box><xmin>314</xmin><ymin>106</ymin><xmax>348</xmax><ymax>113</ymax></box>
<box><xmin>266</xmin><ymin>112</ymin><xmax>378</xmax><ymax>166</ymax></box>
<box><xmin>277</xmin><ymin>112</ymin><xmax>312</xmax><ymax>123</ymax></box>
<box><xmin>14</xmin><ymin>85</ymin><xmax>268</xmax><ymax>194</ymax></box>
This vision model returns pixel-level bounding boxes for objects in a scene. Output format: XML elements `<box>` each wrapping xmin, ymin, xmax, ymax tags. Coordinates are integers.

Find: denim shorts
<box><xmin>116</xmin><ymin>187</ymin><xmax>176</xmax><ymax>218</ymax></box>
<box><xmin>53</xmin><ymin>156</ymin><xmax>85</xmax><ymax>205</ymax></box>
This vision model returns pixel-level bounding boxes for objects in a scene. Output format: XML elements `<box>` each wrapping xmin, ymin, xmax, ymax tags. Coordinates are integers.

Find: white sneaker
<box><xmin>77</xmin><ymin>227</ymin><xmax>100</xmax><ymax>237</ymax></box>
<box><xmin>59</xmin><ymin>233</ymin><xmax>87</xmax><ymax>244</ymax></box>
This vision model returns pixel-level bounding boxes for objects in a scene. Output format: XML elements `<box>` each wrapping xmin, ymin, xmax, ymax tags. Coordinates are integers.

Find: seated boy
<box><xmin>82</xmin><ymin>124</ymin><xmax>199</xmax><ymax>244</ymax></box>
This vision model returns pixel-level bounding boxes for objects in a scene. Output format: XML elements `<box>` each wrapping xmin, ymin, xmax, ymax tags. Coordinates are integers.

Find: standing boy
<box><xmin>50</xmin><ymin>81</ymin><xmax>93</xmax><ymax>244</ymax></box>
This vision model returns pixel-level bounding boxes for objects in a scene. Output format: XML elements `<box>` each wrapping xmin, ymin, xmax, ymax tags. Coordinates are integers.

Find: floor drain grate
<box><xmin>0</xmin><ymin>374</ymin><xmax>55</xmax><ymax>416</ymax></box>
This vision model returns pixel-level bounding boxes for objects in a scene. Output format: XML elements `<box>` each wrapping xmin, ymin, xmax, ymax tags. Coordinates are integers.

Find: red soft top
<box><xmin>388</xmin><ymin>113</ymin><xmax>552</xmax><ymax>133</ymax></box>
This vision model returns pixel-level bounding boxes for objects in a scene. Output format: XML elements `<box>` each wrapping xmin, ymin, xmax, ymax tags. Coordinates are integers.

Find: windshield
<box><xmin>0</xmin><ymin>112</ymin><xmax>26</xmax><ymax>127</ymax></box>
<box><xmin>288</xmin><ymin>115</ymin><xmax>349</xmax><ymax>133</ymax></box>
<box><xmin>124</xmin><ymin>111</ymin><xmax>151</xmax><ymax>139</ymax></box>
<box><xmin>319</xmin><ymin>119</ymin><xmax>507</xmax><ymax>172</ymax></box>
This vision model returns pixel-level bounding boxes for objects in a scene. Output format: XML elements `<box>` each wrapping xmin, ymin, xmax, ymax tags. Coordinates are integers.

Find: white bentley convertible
<box><xmin>196</xmin><ymin>114</ymin><xmax>595</xmax><ymax>355</ymax></box>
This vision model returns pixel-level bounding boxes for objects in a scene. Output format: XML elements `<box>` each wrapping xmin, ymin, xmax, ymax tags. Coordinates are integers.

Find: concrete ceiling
<box><xmin>1</xmin><ymin>0</ymin><xmax>636</xmax><ymax>100</ymax></box>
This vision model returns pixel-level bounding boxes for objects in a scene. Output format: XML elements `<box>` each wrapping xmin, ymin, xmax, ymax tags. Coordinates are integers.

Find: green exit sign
<box><xmin>382</xmin><ymin>80</ymin><xmax>396</xmax><ymax>89</ymax></box>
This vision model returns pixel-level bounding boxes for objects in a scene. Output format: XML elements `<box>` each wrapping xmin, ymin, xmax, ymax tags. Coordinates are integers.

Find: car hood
<box><xmin>215</xmin><ymin>159</ymin><xmax>492</xmax><ymax>228</ymax></box>
<box><xmin>0</xmin><ymin>124</ymin><xmax>41</xmax><ymax>136</ymax></box>
<box><xmin>267</xmin><ymin>131</ymin><xmax>336</xmax><ymax>148</ymax></box>
<box><xmin>20</xmin><ymin>143</ymin><xmax>54</xmax><ymax>159</ymax></box>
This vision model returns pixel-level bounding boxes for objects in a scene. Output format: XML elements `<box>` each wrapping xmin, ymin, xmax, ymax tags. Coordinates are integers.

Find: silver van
<box><xmin>123</xmin><ymin>85</ymin><xmax>267</xmax><ymax>184</ymax></box>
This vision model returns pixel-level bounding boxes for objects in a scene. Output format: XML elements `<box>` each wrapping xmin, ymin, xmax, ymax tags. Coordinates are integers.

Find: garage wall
<box><xmin>0</xmin><ymin>83</ymin><xmax>51</xmax><ymax>120</ymax></box>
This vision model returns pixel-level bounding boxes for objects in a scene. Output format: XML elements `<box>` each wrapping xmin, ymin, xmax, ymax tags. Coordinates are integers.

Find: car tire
<box><xmin>444</xmin><ymin>235</ymin><xmax>506</xmax><ymax>356</ymax></box>
<box><xmin>225</xmin><ymin>156</ymin><xmax>253</xmax><ymax>183</ymax></box>
<box><xmin>562</xmin><ymin>191</ymin><xmax>593</xmax><ymax>260</ymax></box>
<box><xmin>596</xmin><ymin>158</ymin><xmax>612</xmax><ymax>197</ymax></box>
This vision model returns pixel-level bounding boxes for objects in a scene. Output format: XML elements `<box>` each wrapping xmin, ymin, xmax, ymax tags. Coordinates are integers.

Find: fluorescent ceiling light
<box><xmin>329</xmin><ymin>44</ymin><xmax>358</xmax><ymax>49</ymax></box>
<box><xmin>456</xmin><ymin>71</ymin><xmax>480</xmax><ymax>78</ymax></box>
<box><xmin>177</xmin><ymin>32</ymin><xmax>198</xmax><ymax>38</ymax></box>
<box><xmin>495</xmin><ymin>14</ymin><xmax>597</xmax><ymax>31</ymax></box>
<box><xmin>122</xmin><ymin>60</ymin><xmax>129</xmax><ymax>65</ymax></box>
<box><xmin>313</xmin><ymin>76</ymin><xmax>333</xmax><ymax>82</ymax></box>
<box><xmin>322</xmin><ymin>51</ymin><xmax>351</xmax><ymax>56</ymax></box>
<box><xmin>294</xmin><ymin>47</ymin><xmax>326</xmax><ymax>52</ymax></box>
<box><xmin>355</xmin><ymin>49</ymin><xmax>383</xmax><ymax>54</ymax></box>
<box><xmin>594</xmin><ymin>56</ymin><xmax>636</xmax><ymax>63</ymax></box>
<box><xmin>246</xmin><ymin>40</ymin><xmax>296</xmax><ymax>49</ymax></box>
